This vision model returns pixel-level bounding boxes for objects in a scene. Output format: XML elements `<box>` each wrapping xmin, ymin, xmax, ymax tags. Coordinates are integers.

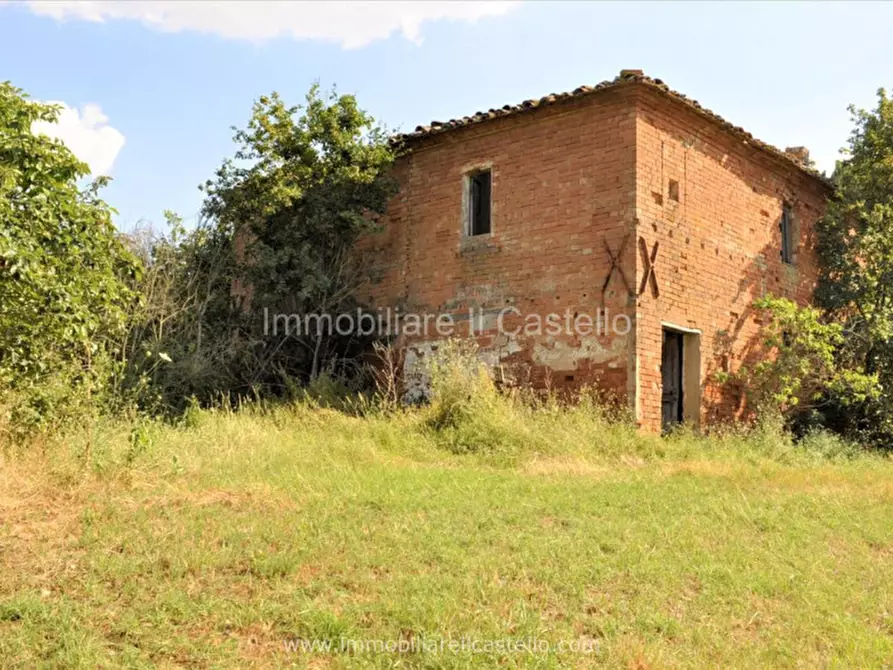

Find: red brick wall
<box><xmin>632</xmin><ymin>88</ymin><xmax>829</xmax><ymax>430</ymax></box>
<box><xmin>363</xmin><ymin>88</ymin><xmax>638</xmax><ymax>401</ymax></box>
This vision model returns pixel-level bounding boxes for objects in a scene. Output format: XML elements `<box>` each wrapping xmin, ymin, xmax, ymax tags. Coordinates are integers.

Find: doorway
<box><xmin>660</xmin><ymin>325</ymin><xmax>701</xmax><ymax>432</ymax></box>
<box><xmin>661</xmin><ymin>329</ymin><xmax>684</xmax><ymax>431</ymax></box>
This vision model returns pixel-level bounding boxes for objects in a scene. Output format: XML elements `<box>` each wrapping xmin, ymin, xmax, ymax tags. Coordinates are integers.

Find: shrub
<box><xmin>420</xmin><ymin>340</ymin><xmax>538</xmax><ymax>454</ymax></box>
<box><xmin>797</xmin><ymin>428</ymin><xmax>860</xmax><ymax>461</ymax></box>
<box><xmin>0</xmin><ymin>82</ymin><xmax>140</xmax><ymax>438</ymax></box>
<box><xmin>420</xmin><ymin>341</ymin><xmax>635</xmax><ymax>457</ymax></box>
<box><xmin>424</xmin><ymin>339</ymin><xmax>496</xmax><ymax>432</ymax></box>
<box><xmin>736</xmin><ymin>296</ymin><xmax>877</xmax><ymax>423</ymax></box>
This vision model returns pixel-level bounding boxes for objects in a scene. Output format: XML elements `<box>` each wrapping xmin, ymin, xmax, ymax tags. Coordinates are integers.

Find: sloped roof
<box><xmin>395</xmin><ymin>69</ymin><xmax>830</xmax><ymax>187</ymax></box>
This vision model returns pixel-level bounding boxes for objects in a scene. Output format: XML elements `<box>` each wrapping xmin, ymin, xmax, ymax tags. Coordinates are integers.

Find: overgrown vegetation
<box><xmin>121</xmin><ymin>85</ymin><xmax>397</xmax><ymax>415</ymax></box>
<box><xmin>118</xmin><ymin>210</ymin><xmax>238</xmax><ymax>414</ymax></box>
<box><xmin>420</xmin><ymin>340</ymin><xmax>627</xmax><ymax>455</ymax></box>
<box><xmin>0</xmin><ymin>83</ymin><xmax>140</xmax><ymax>440</ymax></box>
<box><xmin>0</xmin><ymin>82</ymin><xmax>398</xmax><ymax>432</ymax></box>
<box><xmin>736</xmin><ymin>296</ymin><xmax>877</xmax><ymax>427</ymax></box>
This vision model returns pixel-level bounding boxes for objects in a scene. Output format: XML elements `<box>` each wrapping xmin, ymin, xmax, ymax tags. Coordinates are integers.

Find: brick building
<box><xmin>363</xmin><ymin>70</ymin><xmax>831</xmax><ymax>431</ymax></box>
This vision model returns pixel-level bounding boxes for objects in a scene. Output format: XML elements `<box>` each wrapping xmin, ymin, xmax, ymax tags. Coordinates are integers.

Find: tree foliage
<box><xmin>122</xmin><ymin>85</ymin><xmax>398</xmax><ymax>411</ymax></box>
<box><xmin>202</xmin><ymin>84</ymin><xmax>398</xmax><ymax>384</ymax></box>
<box><xmin>0</xmin><ymin>82</ymin><xmax>140</xmax><ymax>434</ymax></box>
<box><xmin>741</xmin><ymin>296</ymin><xmax>877</xmax><ymax>420</ymax></box>
<box><xmin>815</xmin><ymin>88</ymin><xmax>893</xmax><ymax>444</ymax></box>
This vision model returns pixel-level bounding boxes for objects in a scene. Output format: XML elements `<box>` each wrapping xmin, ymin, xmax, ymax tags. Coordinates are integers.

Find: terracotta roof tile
<box><xmin>394</xmin><ymin>70</ymin><xmax>830</xmax><ymax>187</ymax></box>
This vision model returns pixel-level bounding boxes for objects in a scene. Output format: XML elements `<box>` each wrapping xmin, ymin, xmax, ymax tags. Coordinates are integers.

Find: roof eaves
<box><xmin>392</xmin><ymin>71</ymin><xmax>831</xmax><ymax>189</ymax></box>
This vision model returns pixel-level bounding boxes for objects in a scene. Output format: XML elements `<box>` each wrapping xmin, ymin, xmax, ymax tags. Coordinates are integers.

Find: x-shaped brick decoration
<box><xmin>638</xmin><ymin>237</ymin><xmax>660</xmax><ymax>298</ymax></box>
<box><xmin>601</xmin><ymin>234</ymin><xmax>632</xmax><ymax>298</ymax></box>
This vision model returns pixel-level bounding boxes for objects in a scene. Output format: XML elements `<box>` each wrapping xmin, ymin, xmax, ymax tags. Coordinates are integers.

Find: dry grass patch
<box><xmin>520</xmin><ymin>456</ymin><xmax>614</xmax><ymax>478</ymax></box>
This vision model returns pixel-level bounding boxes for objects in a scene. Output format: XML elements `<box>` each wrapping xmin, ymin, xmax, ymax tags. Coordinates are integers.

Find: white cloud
<box><xmin>32</xmin><ymin>103</ymin><xmax>125</xmax><ymax>176</ymax></box>
<box><xmin>21</xmin><ymin>1</ymin><xmax>519</xmax><ymax>48</ymax></box>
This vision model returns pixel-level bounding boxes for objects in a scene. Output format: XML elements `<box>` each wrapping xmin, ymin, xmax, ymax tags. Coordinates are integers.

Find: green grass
<box><xmin>2</xmin><ymin>399</ymin><xmax>893</xmax><ymax>668</ymax></box>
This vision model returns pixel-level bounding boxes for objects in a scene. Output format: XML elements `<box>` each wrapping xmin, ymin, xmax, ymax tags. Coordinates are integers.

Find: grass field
<box><xmin>2</xmin><ymin>397</ymin><xmax>893</xmax><ymax>668</ymax></box>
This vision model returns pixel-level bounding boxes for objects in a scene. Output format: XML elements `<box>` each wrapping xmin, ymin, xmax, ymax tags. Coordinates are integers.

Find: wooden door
<box><xmin>661</xmin><ymin>330</ymin><xmax>684</xmax><ymax>431</ymax></box>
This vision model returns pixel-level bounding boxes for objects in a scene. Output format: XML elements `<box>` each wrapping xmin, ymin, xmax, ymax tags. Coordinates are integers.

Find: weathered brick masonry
<box><xmin>363</xmin><ymin>71</ymin><xmax>831</xmax><ymax>430</ymax></box>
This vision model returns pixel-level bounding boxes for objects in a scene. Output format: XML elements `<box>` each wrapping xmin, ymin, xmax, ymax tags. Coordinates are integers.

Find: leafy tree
<box><xmin>201</xmin><ymin>84</ymin><xmax>398</xmax><ymax>384</ymax></box>
<box><xmin>740</xmin><ymin>296</ymin><xmax>876</xmax><ymax>421</ymax></box>
<box><xmin>816</xmin><ymin>89</ymin><xmax>893</xmax><ymax>444</ymax></box>
<box><xmin>0</xmin><ymin>82</ymin><xmax>140</xmax><ymax>434</ymax></box>
<box><xmin>122</xmin><ymin>85</ymin><xmax>398</xmax><ymax>411</ymax></box>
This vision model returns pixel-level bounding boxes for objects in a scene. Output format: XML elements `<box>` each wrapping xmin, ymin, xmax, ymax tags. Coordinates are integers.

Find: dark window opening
<box><xmin>781</xmin><ymin>204</ymin><xmax>794</xmax><ymax>264</ymax></box>
<box><xmin>468</xmin><ymin>170</ymin><xmax>491</xmax><ymax>236</ymax></box>
<box><xmin>668</xmin><ymin>179</ymin><xmax>680</xmax><ymax>202</ymax></box>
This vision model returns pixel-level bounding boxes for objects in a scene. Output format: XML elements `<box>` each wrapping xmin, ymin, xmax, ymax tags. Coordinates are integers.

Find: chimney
<box><xmin>619</xmin><ymin>69</ymin><xmax>644</xmax><ymax>78</ymax></box>
<box><xmin>784</xmin><ymin>146</ymin><xmax>811</xmax><ymax>166</ymax></box>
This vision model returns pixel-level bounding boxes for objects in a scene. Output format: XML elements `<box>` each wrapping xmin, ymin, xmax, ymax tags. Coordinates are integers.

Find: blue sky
<box><xmin>2</xmin><ymin>1</ymin><xmax>892</xmax><ymax>231</ymax></box>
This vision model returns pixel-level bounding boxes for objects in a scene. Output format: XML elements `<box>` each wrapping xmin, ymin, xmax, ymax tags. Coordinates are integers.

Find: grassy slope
<box><xmin>1</xmin><ymin>404</ymin><xmax>893</xmax><ymax>668</ymax></box>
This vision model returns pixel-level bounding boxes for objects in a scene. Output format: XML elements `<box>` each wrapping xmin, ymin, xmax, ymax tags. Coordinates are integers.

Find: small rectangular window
<box><xmin>467</xmin><ymin>170</ymin><xmax>491</xmax><ymax>236</ymax></box>
<box><xmin>781</xmin><ymin>204</ymin><xmax>794</xmax><ymax>264</ymax></box>
<box><xmin>668</xmin><ymin>179</ymin><xmax>680</xmax><ymax>202</ymax></box>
